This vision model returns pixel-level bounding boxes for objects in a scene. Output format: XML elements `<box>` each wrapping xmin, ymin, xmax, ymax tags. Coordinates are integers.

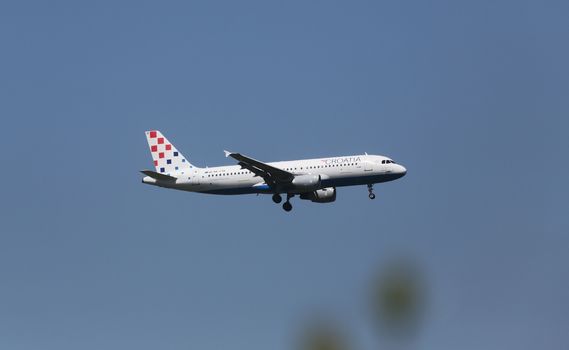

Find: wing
<box><xmin>224</xmin><ymin>150</ymin><xmax>294</xmax><ymax>186</ymax></box>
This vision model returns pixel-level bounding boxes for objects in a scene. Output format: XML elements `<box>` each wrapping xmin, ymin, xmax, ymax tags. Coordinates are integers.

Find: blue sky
<box><xmin>1</xmin><ymin>1</ymin><xmax>568</xmax><ymax>349</ymax></box>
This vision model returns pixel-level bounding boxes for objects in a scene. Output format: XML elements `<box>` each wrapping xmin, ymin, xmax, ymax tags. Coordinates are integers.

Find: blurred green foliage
<box><xmin>299</xmin><ymin>321</ymin><xmax>350</xmax><ymax>350</ymax></box>
<box><xmin>371</xmin><ymin>261</ymin><xmax>426</xmax><ymax>338</ymax></box>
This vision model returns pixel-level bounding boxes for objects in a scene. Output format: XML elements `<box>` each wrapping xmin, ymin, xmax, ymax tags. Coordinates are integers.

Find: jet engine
<box><xmin>300</xmin><ymin>187</ymin><xmax>337</xmax><ymax>203</ymax></box>
<box><xmin>291</xmin><ymin>174</ymin><xmax>321</xmax><ymax>192</ymax></box>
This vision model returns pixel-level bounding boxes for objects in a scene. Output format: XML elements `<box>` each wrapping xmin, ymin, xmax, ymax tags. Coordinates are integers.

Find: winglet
<box><xmin>224</xmin><ymin>150</ymin><xmax>232</xmax><ymax>158</ymax></box>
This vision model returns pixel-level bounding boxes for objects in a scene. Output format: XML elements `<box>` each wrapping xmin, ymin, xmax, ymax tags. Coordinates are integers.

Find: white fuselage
<box><xmin>142</xmin><ymin>154</ymin><xmax>406</xmax><ymax>195</ymax></box>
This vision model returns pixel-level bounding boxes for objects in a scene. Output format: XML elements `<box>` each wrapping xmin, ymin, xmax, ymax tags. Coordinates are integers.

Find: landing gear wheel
<box><xmin>272</xmin><ymin>194</ymin><xmax>282</xmax><ymax>204</ymax></box>
<box><xmin>367</xmin><ymin>184</ymin><xmax>375</xmax><ymax>200</ymax></box>
<box><xmin>282</xmin><ymin>201</ymin><xmax>293</xmax><ymax>212</ymax></box>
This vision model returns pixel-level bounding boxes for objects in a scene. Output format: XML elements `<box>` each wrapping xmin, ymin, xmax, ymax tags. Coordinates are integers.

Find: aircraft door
<box><xmin>363</xmin><ymin>161</ymin><xmax>373</xmax><ymax>172</ymax></box>
<box><xmin>191</xmin><ymin>169</ymin><xmax>200</xmax><ymax>185</ymax></box>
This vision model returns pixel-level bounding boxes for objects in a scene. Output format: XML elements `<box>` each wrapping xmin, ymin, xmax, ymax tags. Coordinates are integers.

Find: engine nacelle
<box><xmin>300</xmin><ymin>187</ymin><xmax>337</xmax><ymax>203</ymax></box>
<box><xmin>291</xmin><ymin>174</ymin><xmax>321</xmax><ymax>192</ymax></box>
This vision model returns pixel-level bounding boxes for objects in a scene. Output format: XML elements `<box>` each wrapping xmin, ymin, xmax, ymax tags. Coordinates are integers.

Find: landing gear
<box><xmin>282</xmin><ymin>193</ymin><xmax>294</xmax><ymax>212</ymax></box>
<box><xmin>367</xmin><ymin>184</ymin><xmax>376</xmax><ymax>200</ymax></box>
<box><xmin>272</xmin><ymin>193</ymin><xmax>282</xmax><ymax>204</ymax></box>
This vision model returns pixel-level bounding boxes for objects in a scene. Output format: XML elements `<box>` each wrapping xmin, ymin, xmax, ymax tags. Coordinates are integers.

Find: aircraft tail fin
<box><xmin>144</xmin><ymin>130</ymin><xmax>196</xmax><ymax>174</ymax></box>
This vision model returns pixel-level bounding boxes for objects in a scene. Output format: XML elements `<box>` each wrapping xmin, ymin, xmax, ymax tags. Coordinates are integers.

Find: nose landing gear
<box><xmin>367</xmin><ymin>184</ymin><xmax>376</xmax><ymax>199</ymax></box>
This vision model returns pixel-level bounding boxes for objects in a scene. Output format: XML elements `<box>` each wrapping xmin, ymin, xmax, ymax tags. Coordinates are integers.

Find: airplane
<box><xmin>140</xmin><ymin>130</ymin><xmax>407</xmax><ymax>212</ymax></box>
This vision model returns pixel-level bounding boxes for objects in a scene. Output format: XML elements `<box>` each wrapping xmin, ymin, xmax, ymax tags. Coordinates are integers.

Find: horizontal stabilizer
<box><xmin>140</xmin><ymin>170</ymin><xmax>177</xmax><ymax>181</ymax></box>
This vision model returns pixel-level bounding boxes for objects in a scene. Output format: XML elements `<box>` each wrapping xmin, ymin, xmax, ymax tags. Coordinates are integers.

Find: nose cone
<box><xmin>398</xmin><ymin>164</ymin><xmax>407</xmax><ymax>177</ymax></box>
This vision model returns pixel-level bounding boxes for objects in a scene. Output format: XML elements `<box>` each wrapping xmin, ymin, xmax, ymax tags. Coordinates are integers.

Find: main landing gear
<box><xmin>272</xmin><ymin>193</ymin><xmax>293</xmax><ymax>212</ymax></box>
<box><xmin>367</xmin><ymin>184</ymin><xmax>376</xmax><ymax>200</ymax></box>
<box><xmin>272</xmin><ymin>194</ymin><xmax>282</xmax><ymax>204</ymax></box>
<box><xmin>283</xmin><ymin>201</ymin><xmax>292</xmax><ymax>212</ymax></box>
<box><xmin>280</xmin><ymin>193</ymin><xmax>294</xmax><ymax>212</ymax></box>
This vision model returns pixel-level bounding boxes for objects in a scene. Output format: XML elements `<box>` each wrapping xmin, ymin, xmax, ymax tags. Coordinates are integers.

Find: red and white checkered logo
<box><xmin>145</xmin><ymin>130</ymin><xmax>192</xmax><ymax>174</ymax></box>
